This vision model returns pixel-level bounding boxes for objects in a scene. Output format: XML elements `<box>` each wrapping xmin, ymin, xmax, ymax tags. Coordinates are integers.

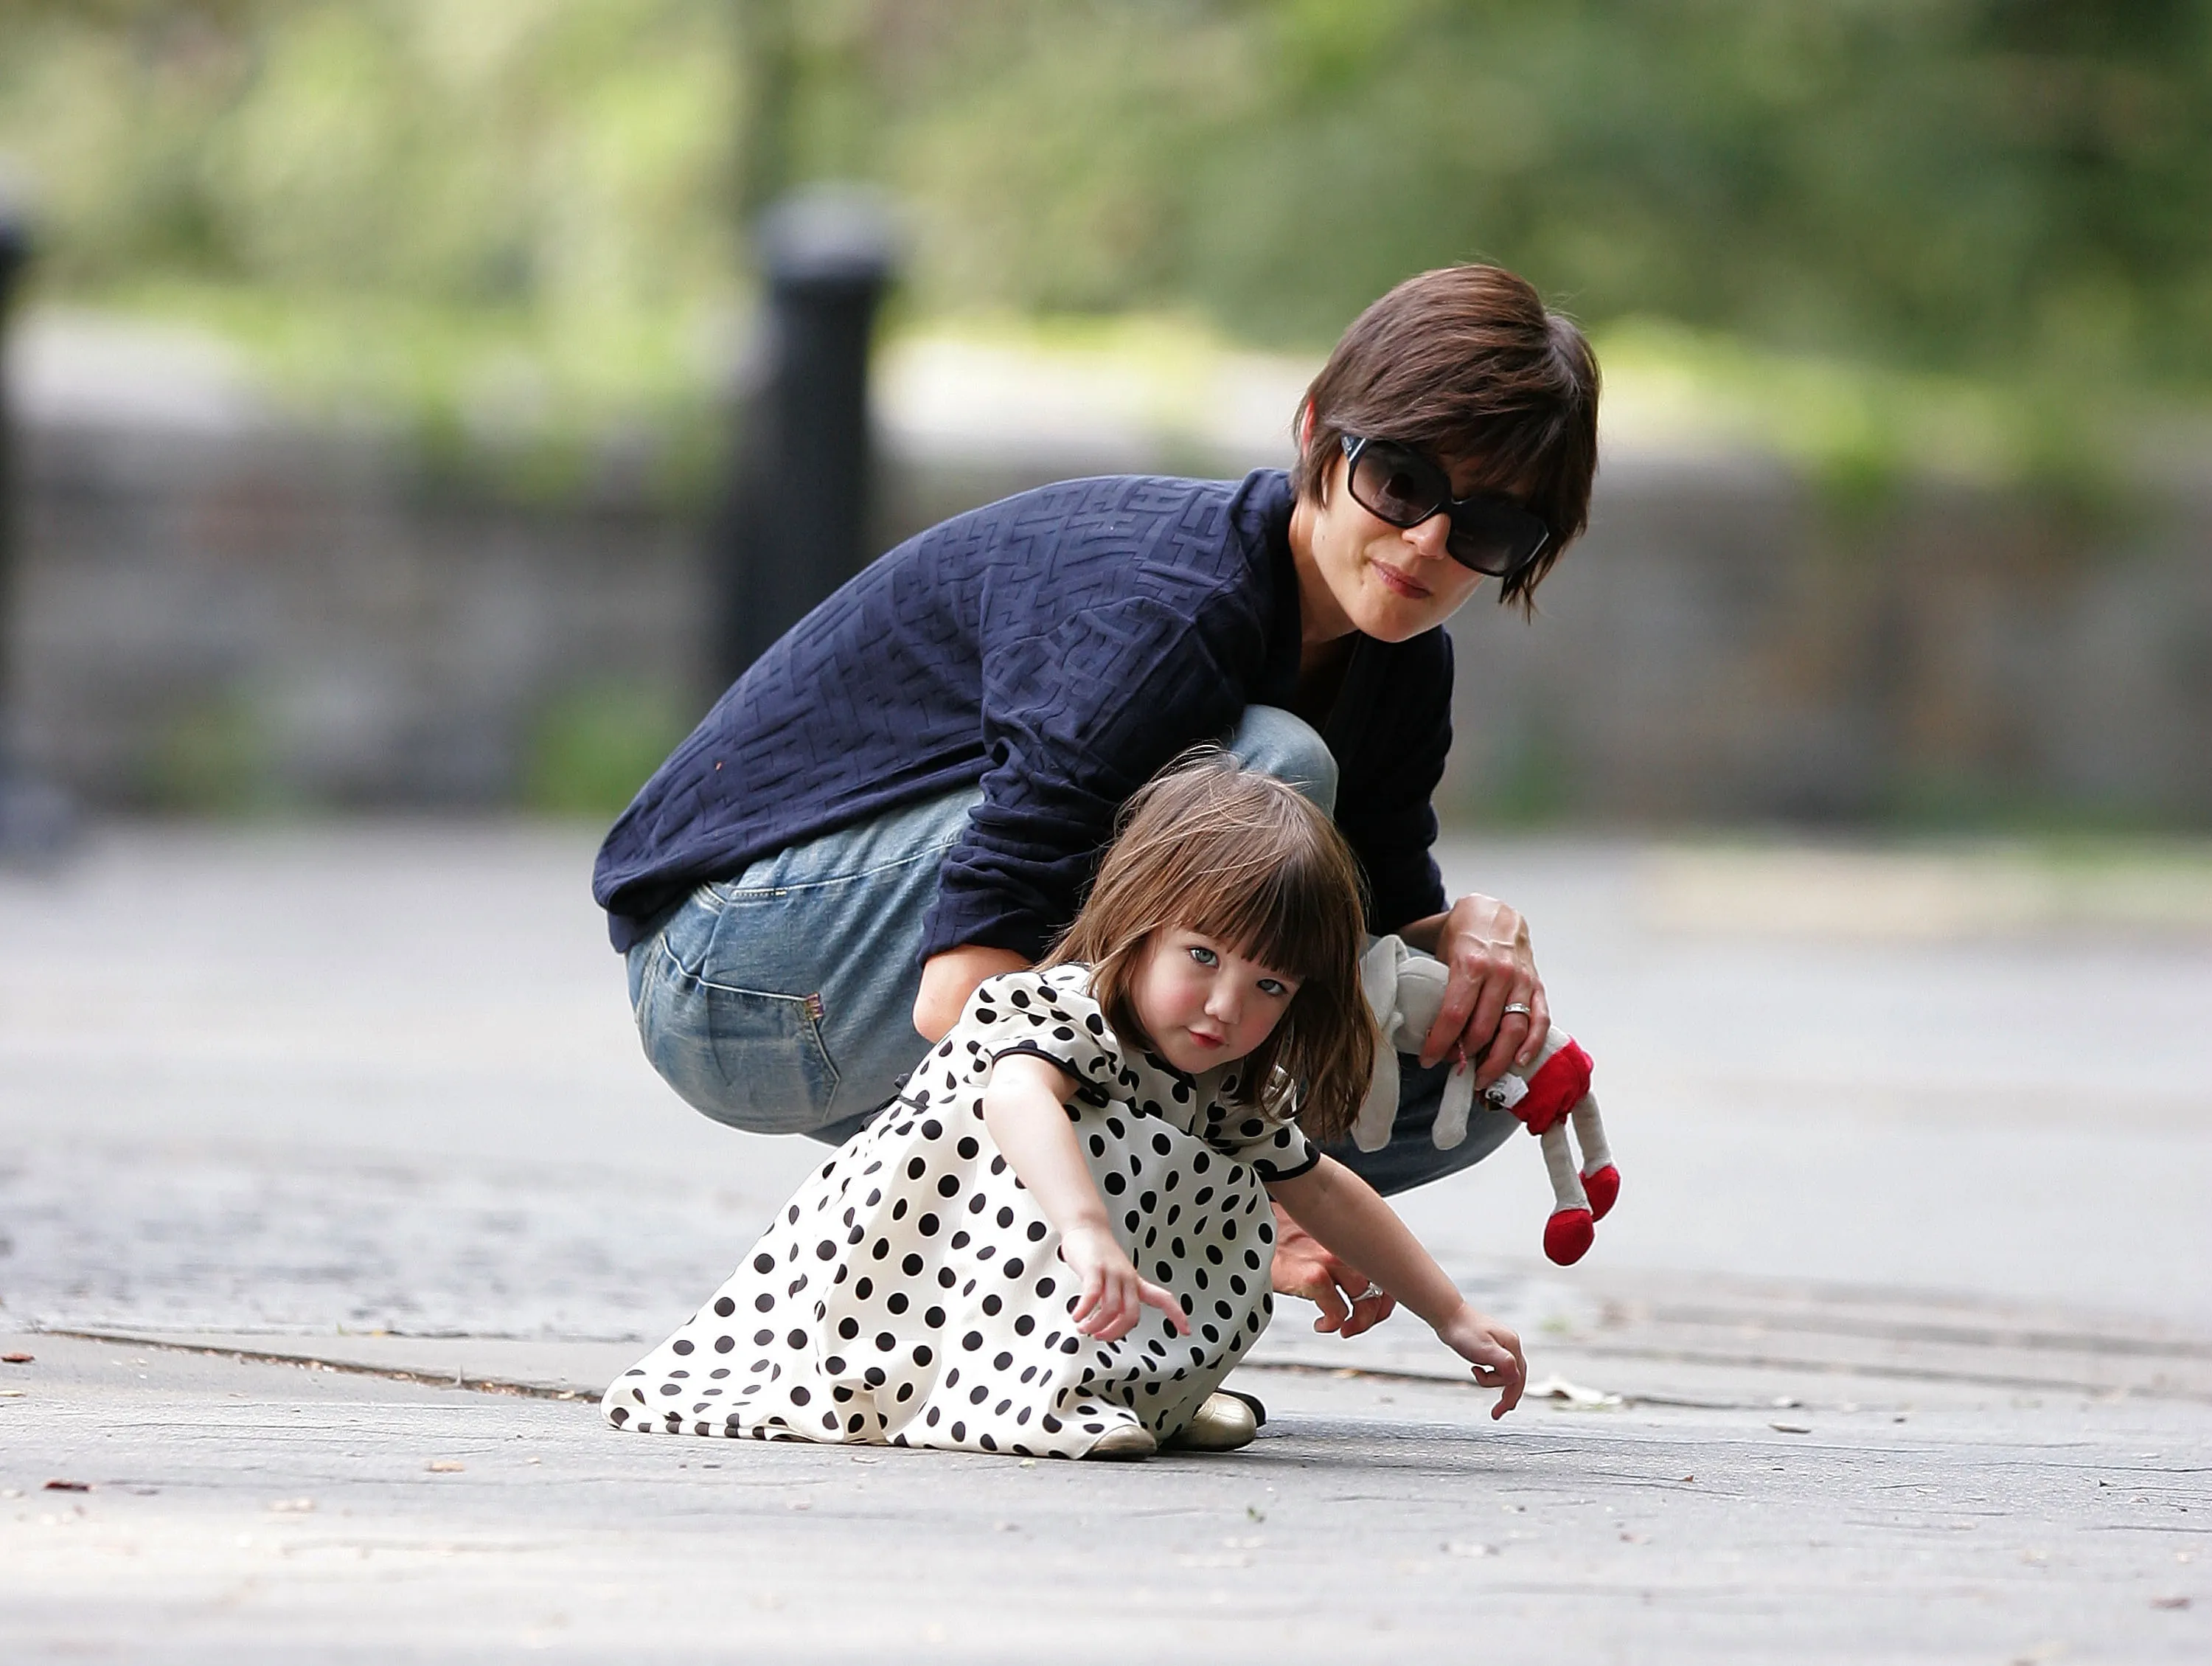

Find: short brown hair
<box><xmin>1045</xmin><ymin>753</ymin><xmax>1376</xmax><ymax>1144</ymax></box>
<box><xmin>1295</xmin><ymin>264</ymin><xmax>1600</xmax><ymax>613</ymax></box>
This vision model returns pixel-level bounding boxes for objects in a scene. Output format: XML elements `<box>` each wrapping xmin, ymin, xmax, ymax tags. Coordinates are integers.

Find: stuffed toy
<box><xmin>1354</xmin><ymin>935</ymin><xmax>1619</xmax><ymax>1266</ymax></box>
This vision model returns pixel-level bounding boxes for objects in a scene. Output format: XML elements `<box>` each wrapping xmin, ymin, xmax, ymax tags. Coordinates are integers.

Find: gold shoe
<box><xmin>1082</xmin><ymin>1423</ymin><xmax>1158</xmax><ymax>1462</ymax></box>
<box><xmin>1163</xmin><ymin>1390</ymin><xmax>1258</xmax><ymax>1452</ymax></box>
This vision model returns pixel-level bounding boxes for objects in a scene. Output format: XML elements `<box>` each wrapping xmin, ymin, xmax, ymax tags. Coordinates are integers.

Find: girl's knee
<box><xmin>1225</xmin><ymin>706</ymin><xmax>1338</xmax><ymax>814</ymax></box>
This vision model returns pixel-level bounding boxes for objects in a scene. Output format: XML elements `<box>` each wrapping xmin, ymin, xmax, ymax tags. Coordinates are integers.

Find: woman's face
<box><xmin>1291</xmin><ymin>448</ymin><xmax>1492</xmax><ymax>645</ymax></box>
<box><xmin>1129</xmin><ymin>929</ymin><xmax>1301</xmax><ymax>1077</ymax></box>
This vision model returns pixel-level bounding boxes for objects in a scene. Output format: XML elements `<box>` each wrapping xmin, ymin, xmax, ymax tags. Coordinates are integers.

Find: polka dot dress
<box><xmin>603</xmin><ymin>965</ymin><xmax>1319</xmax><ymax>1458</ymax></box>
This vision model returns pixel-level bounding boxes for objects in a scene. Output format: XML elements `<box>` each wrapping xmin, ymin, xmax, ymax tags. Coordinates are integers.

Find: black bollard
<box><xmin>714</xmin><ymin>186</ymin><xmax>897</xmax><ymax>685</ymax></box>
<box><xmin>0</xmin><ymin>192</ymin><xmax>74</xmax><ymax>859</ymax></box>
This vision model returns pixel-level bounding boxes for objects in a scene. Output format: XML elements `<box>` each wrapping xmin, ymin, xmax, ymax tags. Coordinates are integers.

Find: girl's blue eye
<box><xmin>1186</xmin><ymin>945</ymin><xmax>1218</xmax><ymax>967</ymax></box>
<box><xmin>1256</xmin><ymin>978</ymin><xmax>1288</xmax><ymax>998</ymax></box>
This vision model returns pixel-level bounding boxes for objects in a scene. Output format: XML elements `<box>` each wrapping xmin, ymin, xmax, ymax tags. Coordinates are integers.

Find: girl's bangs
<box><xmin>1175</xmin><ymin>839</ymin><xmax>1346</xmax><ymax>982</ymax></box>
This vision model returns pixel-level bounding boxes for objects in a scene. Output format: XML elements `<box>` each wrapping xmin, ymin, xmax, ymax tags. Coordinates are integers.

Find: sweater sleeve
<box><xmin>919</xmin><ymin>588</ymin><xmax>1258</xmax><ymax>964</ymax></box>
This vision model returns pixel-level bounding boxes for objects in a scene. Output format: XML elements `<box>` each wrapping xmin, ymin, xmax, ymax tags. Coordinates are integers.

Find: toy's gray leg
<box><xmin>1318</xmin><ymin>1061</ymin><xmax>1520</xmax><ymax>1198</ymax></box>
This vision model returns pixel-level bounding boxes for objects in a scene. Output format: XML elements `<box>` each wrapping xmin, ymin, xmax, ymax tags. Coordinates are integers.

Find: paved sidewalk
<box><xmin>2</xmin><ymin>822</ymin><xmax>2209</xmax><ymax>1660</ymax></box>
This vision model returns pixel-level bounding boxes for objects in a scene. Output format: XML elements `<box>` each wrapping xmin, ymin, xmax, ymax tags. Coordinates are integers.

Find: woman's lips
<box><xmin>1371</xmin><ymin>561</ymin><xmax>1431</xmax><ymax>600</ymax></box>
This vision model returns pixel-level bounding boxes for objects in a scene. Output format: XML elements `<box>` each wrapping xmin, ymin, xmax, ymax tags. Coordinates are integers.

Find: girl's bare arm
<box><xmin>981</xmin><ymin>1053</ymin><xmax>1187</xmax><ymax>1342</ymax></box>
<box><xmin>1267</xmin><ymin>1156</ymin><xmax>1526</xmax><ymax>1417</ymax></box>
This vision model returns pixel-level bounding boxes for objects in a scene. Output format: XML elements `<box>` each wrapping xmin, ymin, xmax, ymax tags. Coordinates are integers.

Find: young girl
<box><xmin>603</xmin><ymin>757</ymin><xmax>1526</xmax><ymax>1459</ymax></box>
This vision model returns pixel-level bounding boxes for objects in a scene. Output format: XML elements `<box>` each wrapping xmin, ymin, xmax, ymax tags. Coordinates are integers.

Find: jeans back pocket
<box><xmin>633</xmin><ymin>937</ymin><xmax>841</xmax><ymax>1136</ymax></box>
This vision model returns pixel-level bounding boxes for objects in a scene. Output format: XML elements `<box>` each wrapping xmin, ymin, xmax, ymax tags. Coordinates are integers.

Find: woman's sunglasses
<box><xmin>1339</xmin><ymin>433</ymin><xmax>1551</xmax><ymax>580</ymax></box>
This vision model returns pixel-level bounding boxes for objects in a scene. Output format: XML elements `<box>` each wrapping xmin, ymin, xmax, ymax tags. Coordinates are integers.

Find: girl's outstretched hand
<box><xmin>1437</xmin><ymin>1305</ymin><xmax>1527</xmax><ymax>1419</ymax></box>
<box><xmin>1062</xmin><ymin>1224</ymin><xmax>1191</xmax><ymax>1343</ymax></box>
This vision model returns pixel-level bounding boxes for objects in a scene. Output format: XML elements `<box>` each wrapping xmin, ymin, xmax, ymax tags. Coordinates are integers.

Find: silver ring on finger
<box><xmin>1501</xmin><ymin>1002</ymin><xmax>1532</xmax><ymax>1018</ymax></box>
<box><xmin>1356</xmin><ymin>1283</ymin><xmax>1385</xmax><ymax>1304</ymax></box>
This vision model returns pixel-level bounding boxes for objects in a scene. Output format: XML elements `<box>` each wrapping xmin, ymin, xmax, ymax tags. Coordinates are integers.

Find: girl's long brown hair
<box><xmin>1044</xmin><ymin>752</ymin><xmax>1376</xmax><ymax>1142</ymax></box>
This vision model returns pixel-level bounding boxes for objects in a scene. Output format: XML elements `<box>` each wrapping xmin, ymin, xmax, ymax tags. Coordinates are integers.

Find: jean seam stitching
<box><xmin>712</xmin><ymin>836</ymin><xmax>963</xmax><ymax>901</ymax></box>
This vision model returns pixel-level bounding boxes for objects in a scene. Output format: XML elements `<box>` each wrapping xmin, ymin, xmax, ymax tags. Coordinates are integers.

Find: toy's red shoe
<box><xmin>1543</xmin><ymin>1207</ymin><xmax>1596</xmax><ymax>1266</ymax></box>
<box><xmin>1582</xmin><ymin>1162</ymin><xmax>1620</xmax><ymax>1221</ymax></box>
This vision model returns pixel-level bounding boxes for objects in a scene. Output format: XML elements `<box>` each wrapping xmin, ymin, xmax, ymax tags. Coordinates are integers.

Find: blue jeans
<box><xmin>623</xmin><ymin>707</ymin><xmax>1517</xmax><ymax>1197</ymax></box>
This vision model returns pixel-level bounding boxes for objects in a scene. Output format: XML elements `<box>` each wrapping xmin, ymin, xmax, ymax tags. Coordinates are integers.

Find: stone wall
<box><xmin>15</xmin><ymin>416</ymin><xmax>708</xmax><ymax>807</ymax></box>
<box><xmin>1439</xmin><ymin>456</ymin><xmax>2212</xmax><ymax>825</ymax></box>
<box><xmin>8</xmin><ymin>385</ymin><xmax>2211</xmax><ymax>824</ymax></box>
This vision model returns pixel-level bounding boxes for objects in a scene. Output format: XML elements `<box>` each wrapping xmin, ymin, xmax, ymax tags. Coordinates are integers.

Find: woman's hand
<box><xmin>1400</xmin><ymin>892</ymin><xmax>1548</xmax><ymax>1091</ymax></box>
<box><xmin>1269</xmin><ymin>1204</ymin><xmax>1396</xmax><ymax>1336</ymax></box>
<box><xmin>1061</xmin><ymin>1224</ymin><xmax>1191</xmax><ymax>1343</ymax></box>
<box><xmin>1436</xmin><ymin>1304</ymin><xmax>1527</xmax><ymax>1420</ymax></box>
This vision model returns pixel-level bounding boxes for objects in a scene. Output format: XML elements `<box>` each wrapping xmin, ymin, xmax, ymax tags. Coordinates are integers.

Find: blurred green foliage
<box><xmin>146</xmin><ymin>686</ymin><xmax>283</xmax><ymax>812</ymax></box>
<box><xmin>523</xmin><ymin>679</ymin><xmax>692</xmax><ymax>815</ymax></box>
<box><xmin>1</xmin><ymin>0</ymin><xmax>2207</xmax><ymax>410</ymax></box>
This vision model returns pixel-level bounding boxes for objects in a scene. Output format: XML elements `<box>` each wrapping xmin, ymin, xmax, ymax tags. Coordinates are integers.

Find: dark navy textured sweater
<box><xmin>593</xmin><ymin>470</ymin><xmax>1453</xmax><ymax>962</ymax></box>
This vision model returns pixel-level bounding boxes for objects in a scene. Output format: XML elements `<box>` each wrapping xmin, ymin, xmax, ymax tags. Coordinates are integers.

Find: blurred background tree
<box><xmin>0</xmin><ymin>0</ymin><xmax>2206</xmax><ymax>420</ymax></box>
